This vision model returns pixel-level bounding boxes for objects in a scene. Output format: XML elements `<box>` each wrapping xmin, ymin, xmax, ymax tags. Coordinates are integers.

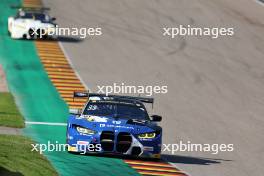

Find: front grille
<box><xmin>100</xmin><ymin>131</ymin><xmax>132</xmax><ymax>153</ymax></box>
<box><xmin>100</xmin><ymin>131</ymin><xmax>114</xmax><ymax>151</ymax></box>
<box><xmin>116</xmin><ymin>132</ymin><xmax>132</xmax><ymax>153</ymax></box>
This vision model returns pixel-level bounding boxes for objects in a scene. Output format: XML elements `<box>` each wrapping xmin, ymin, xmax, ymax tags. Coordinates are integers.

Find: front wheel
<box><xmin>28</xmin><ymin>28</ymin><xmax>35</xmax><ymax>39</ymax></box>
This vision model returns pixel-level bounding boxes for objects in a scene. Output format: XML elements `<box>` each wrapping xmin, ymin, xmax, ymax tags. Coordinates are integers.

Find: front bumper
<box><xmin>67</xmin><ymin>131</ymin><xmax>162</xmax><ymax>159</ymax></box>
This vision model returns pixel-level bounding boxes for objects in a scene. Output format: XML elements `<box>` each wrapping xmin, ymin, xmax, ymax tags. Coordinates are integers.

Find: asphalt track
<box><xmin>0</xmin><ymin>1</ymin><xmax>139</xmax><ymax>175</ymax></box>
<box><xmin>43</xmin><ymin>0</ymin><xmax>264</xmax><ymax>176</ymax></box>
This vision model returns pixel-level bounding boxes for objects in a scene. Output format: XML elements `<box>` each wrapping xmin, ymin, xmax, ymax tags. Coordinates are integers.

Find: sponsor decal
<box><xmin>144</xmin><ymin>146</ymin><xmax>154</xmax><ymax>151</ymax></box>
<box><xmin>77</xmin><ymin>141</ymin><xmax>89</xmax><ymax>145</ymax></box>
<box><xmin>112</xmin><ymin>120</ymin><xmax>121</xmax><ymax>124</ymax></box>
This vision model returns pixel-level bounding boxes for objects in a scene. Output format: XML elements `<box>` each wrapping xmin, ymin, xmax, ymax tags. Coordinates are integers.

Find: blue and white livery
<box><xmin>66</xmin><ymin>93</ymin><xmax>162</xmax><ymax>159</ymax></box>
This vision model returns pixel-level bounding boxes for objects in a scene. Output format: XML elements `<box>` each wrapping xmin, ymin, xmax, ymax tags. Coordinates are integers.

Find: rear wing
<box><xmin>73</xmin><ymin>92</ymin><xmax>154</xmax><ymax>105</ymax></box>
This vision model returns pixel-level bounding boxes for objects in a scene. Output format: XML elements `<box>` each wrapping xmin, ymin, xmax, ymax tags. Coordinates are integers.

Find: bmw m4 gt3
<box><xmin>66</xmin><ymin>93</ymin><xmax>162</xmax><ymax>159</ymax></box>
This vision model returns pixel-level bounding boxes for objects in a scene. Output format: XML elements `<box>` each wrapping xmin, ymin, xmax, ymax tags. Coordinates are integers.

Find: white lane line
<box><xmin>25</xmin><ymin>121</ymin><xmax>67</xmax><ymax>126</ymax></box>
<box><xmin>58</xmin><ymin>42</ymin><xmax>91</xmax><ymax>92</ymax></box>
<box><xmin>161</xmin><ymin>157</ymin><xmax>191</xmax><ymax>176</ymax></box>
<box><xmin>167</xmin><ymin>162</ymin><xmax>191</xmax><ymax>176</ymax></box>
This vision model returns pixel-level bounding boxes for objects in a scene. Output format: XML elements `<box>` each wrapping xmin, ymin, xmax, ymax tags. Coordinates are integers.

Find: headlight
<box><xmin>138</xmin><ymin>132</ymin><xmax>156</xmax><ymax>139</ymax></box>
<box><xmin>76</xmin><ymin>126</ymin><xmax>96</xmax><ymax>134</ymax></box>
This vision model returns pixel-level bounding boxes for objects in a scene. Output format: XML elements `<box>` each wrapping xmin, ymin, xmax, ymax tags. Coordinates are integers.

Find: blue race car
<box><xmin>66</xmin><ymin>93</ymin><xmax>162</xmax><ymax>159</ymax></box>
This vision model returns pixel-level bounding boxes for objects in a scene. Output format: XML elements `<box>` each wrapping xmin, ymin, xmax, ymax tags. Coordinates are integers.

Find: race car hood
<box><xmin>68</xmin><ymin>114</ymin><xmax>161</xmax><ymax>134</ymax></box>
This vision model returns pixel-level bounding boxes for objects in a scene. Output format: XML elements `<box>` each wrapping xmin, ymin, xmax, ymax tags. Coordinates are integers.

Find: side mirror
<box><xmin>151</xmin><ymin>115</ymin><xmax>162</xmax><ymax>122</ymax></box>
<box><xmin>51</xmin><ymin>17</ymin><xmax>56</xmax><ymax>21</ymax></box>
<box><xmin>69</xmin><ymin>108</ymin><xmax>81</xmax><ymax>115</ymax></box>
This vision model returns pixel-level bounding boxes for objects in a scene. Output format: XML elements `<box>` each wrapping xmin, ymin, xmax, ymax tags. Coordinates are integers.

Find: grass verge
<box><xmin>0</xmin><ymin>92</ymin><xmax>24</xmax><ymax>128</ymax></box>
<box><xmin>0</xmin><ymin>134</ymin><xmax>58</xmax><ymax>176</ymax></box>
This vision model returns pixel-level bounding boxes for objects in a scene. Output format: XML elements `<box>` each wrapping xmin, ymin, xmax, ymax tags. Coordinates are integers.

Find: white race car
<box><xmin>8</xmin><ymin>7</ymin><xmax>56</xmax><ymax>39</ymax></box>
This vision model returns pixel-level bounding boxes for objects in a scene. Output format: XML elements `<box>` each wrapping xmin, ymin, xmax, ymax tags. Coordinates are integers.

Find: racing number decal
<box><xmin>87</xmin><ymin>105</ymin><xmax>98</xmax><ymax>111</ymax></box>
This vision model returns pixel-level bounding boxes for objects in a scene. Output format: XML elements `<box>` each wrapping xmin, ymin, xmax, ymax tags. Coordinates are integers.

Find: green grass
<box><xmin>0</xmin><ymin>92</ymin><xmax>24</xmax><ymax>128</ymax></box>
<box><xmin>0</xmin><ymin>134</ymin><xmax>58</xmax><ymax>176</ymax></box>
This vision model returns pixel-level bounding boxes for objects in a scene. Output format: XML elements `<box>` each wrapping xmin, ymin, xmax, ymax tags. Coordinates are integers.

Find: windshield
<box><xmin>83</xmin><ymin>102</ymin><xmax>149</xmax><ymax>120</ymax></box>
<box><xmin>17</xmin><ymin>12</ymin><xmax>50</xmax><ymax>22</ymax></box>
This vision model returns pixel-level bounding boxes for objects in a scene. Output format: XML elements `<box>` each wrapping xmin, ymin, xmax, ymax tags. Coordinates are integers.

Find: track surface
<box><xmin>22</xmin><ymin>1</ymin><xmax>186</xmax><ymax>175</ymax></box>
<box><xmin>43</xmin><ymin>0</ymin><xmax>264</xmax><ymax>176</ymax></box>
<box><xmin>0</xmin><ymin>1</ymin><xmax>140</xmax><ymax>175</ymax></box>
